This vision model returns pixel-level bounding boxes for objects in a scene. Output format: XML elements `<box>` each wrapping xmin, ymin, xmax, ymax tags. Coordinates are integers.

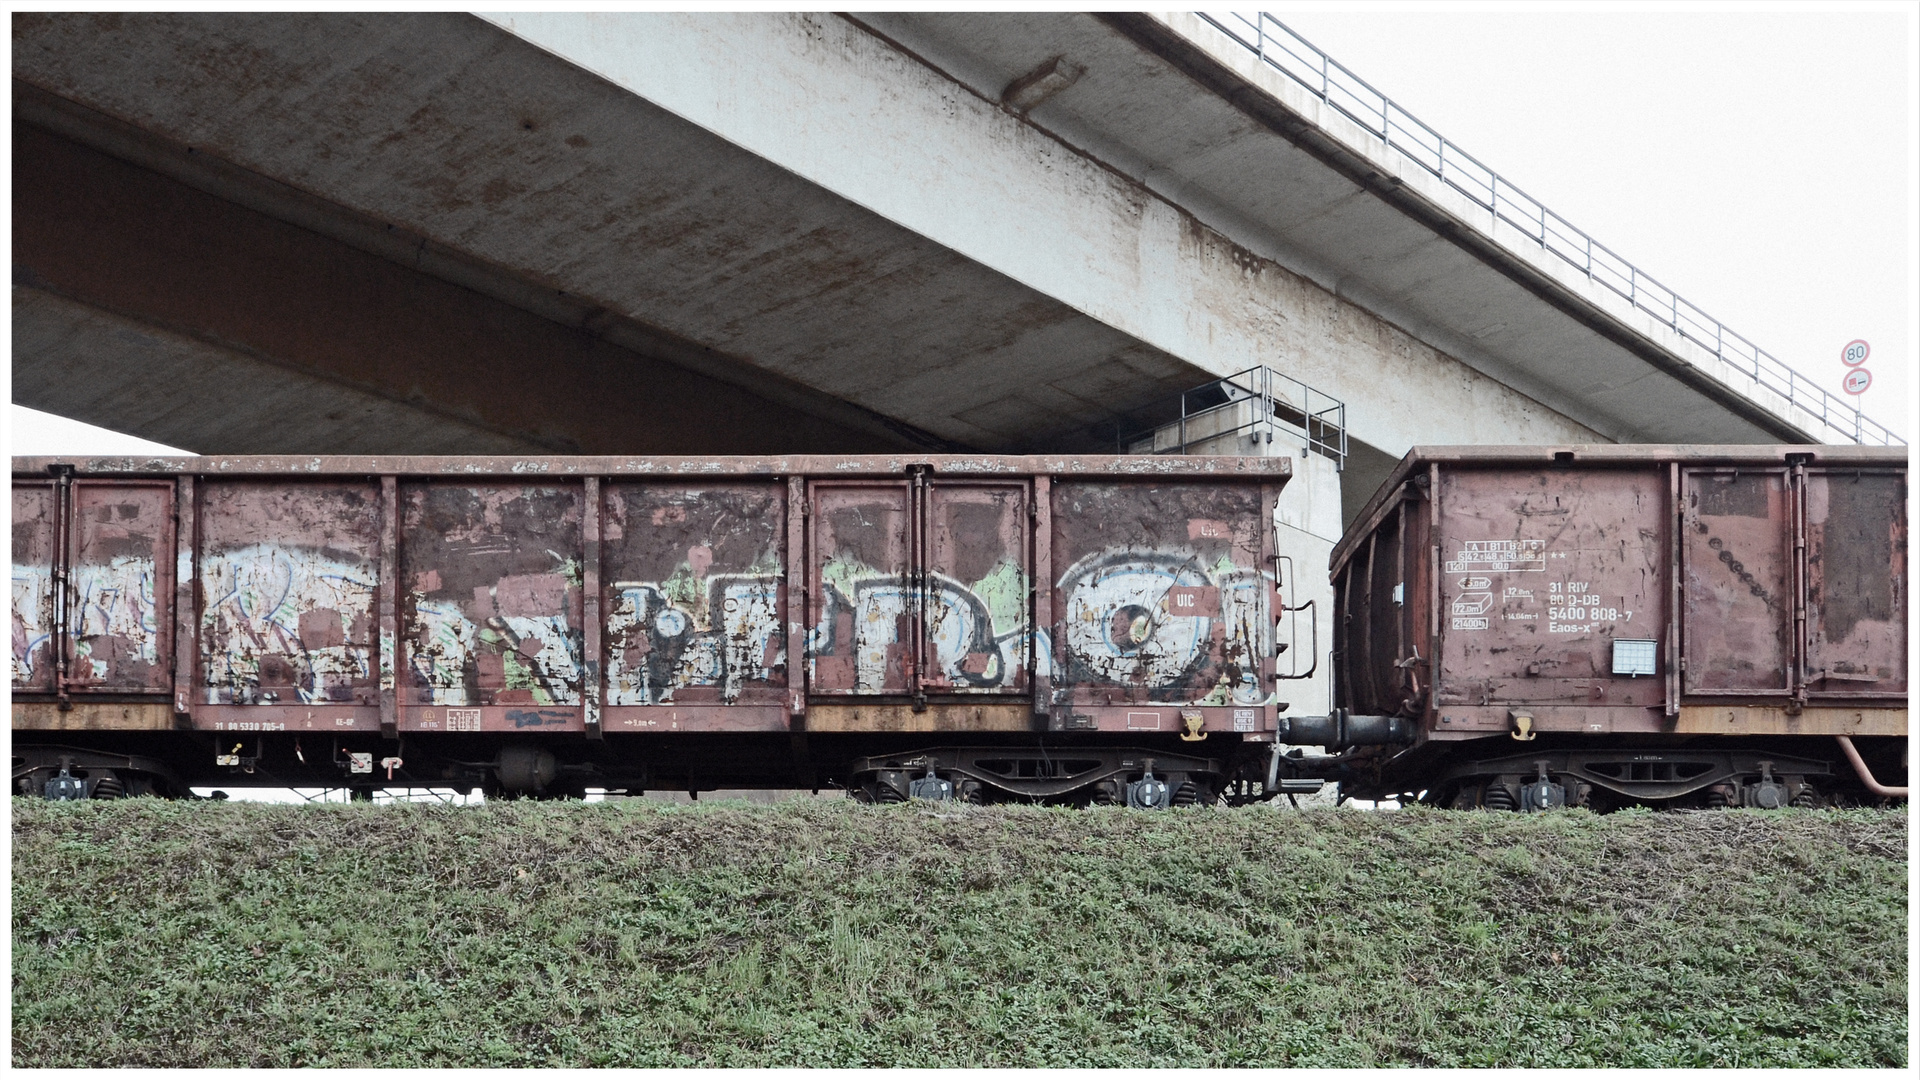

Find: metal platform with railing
<box><xmin>1197</xmin><ymin>11</ymin><xmax>1902</xmax><ymax>448</ymax></box>
<box><xmin>1104</xmin><ymin>366</ymin><xmax>1347</xmax><ymax>466</ymax></box>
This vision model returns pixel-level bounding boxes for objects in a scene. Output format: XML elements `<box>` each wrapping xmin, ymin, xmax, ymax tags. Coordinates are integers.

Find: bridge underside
<box><xmin>14</xmin><ymin>12</ymin><xmax>1816</xmax><ymax>524</ymax></box>
<box><xmin>13</xmin><ymin>13</ymin><xmax>1214</xmax><ymax>461</ymax></box>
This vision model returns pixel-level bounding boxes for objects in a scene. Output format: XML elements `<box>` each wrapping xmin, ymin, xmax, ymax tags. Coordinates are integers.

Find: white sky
<box><xmin>8</xmin><ymin>4</ymin><xmax>1917</xmax><ymax>452</ymax></box>
<box><xmin>1272</xmin><ymin>3</ymin><xmax>1917</xmax><ymax>440</ymax></box>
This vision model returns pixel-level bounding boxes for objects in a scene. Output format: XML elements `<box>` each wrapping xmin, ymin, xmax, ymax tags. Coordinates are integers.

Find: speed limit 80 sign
<box><xmin>1842</xmin><ymin>339</ymin><xmax>1870</xmax><ymax>367</ymax></box>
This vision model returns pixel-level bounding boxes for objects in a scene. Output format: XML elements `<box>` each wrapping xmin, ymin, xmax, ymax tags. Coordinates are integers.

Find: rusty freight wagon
<box><xmin>1313</xmin><ymin>445</ymin><xmax>1908</xmax><ymax>809</ymax></box>
<box><xmin>12</xmin><ymin>454</ymin><xmax>1295</xmax><ymax>803</ymax></box>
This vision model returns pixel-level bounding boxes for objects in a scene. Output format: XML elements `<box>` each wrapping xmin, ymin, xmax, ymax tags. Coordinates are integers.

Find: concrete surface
<box><xmin>11</xmin><ymin>12</ymin><xmax>1845</xmax><ymax>515</ymax></box>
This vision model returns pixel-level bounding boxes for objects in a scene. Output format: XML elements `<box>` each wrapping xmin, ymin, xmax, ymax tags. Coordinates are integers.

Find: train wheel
<box><xmin>957</xmin><ymin>779</ymin><xmax>989</xmax><ymax>805</ymax></box>
<box><xmin>1447</xmin><ymin>784</ymin><xmax>1482</xmax><ymax>810</ymax></box>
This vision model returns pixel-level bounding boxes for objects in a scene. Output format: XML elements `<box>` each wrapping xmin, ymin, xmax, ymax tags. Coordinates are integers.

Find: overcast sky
<box><xmin>9</xmin><ymin>5</ymin><xmax>1916</xmax><ymax>454</ymax></box>
<box><xmin>1273</xmin><ymin>4</ymin><xmax>1916</xmax><ymax>439</ymax></box>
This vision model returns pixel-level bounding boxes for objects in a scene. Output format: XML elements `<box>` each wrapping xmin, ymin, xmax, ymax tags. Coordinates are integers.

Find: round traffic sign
<box><xmin>1842</xmin><ymin>368</ymin><xmax>1872</xmax><ymax>395</ymax></box>
<box><xmin>1841</xmin><ymin>339</ymin><xmax>1870</xmax><ymax>367</ymax></box>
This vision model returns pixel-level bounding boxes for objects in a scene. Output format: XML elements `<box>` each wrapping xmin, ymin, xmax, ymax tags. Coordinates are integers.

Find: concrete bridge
<box><xmin>15</xmin><ymin>12</ymin><xmax>1889</xmax><ymax>511</ymax></box>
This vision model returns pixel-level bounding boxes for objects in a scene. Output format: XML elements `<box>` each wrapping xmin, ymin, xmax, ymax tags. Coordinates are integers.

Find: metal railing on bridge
<box><xmin>1198</xmin><ymin>11</ymin><xmax>1902</xmax><ymax>448</ymax></box>
<box><xmin>1105</xmin><ymin>366</ymin><xmax>1347</xmax><ymax>466</ymax></box>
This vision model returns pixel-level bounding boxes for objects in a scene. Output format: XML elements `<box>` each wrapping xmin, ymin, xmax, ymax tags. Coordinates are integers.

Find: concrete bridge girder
<box><xmin>14</xmin><ymin>12</ymin><xmax>1805</xmax><ymax>498</ymax></box>
<box><xmin>11</xmin><ymin>120</ymin><xmax>907</xmax><ymax>456</ymax></box>
<box><xmin>844</xmin><ymin>13</ymin><xmax>1806</xmax><ymax>446</ymax></box>
<box><xmin>12</xmin><ymin>12</ymin><xmax>1205</xmax><ymax>457</ymax></box>
<box><xmin>486</xmin><ymin>11</ymin><xmax>1611</xmax><ymax>456</ymax></box>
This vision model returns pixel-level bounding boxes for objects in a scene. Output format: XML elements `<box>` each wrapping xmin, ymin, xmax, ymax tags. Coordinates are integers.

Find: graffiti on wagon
<box><xmin>1057</xmin><ymin>551</ymin><xmax>1267</xmax><ymax>705</ymax></box>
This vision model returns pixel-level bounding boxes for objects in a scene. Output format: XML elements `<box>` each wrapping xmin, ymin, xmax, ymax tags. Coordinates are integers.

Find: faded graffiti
<box><xmin>11</xmin><ymin>486</ymin><xmax>57</xmax><ymax>688</ymax></box>
<box><xmin>408</xmin><ymin>577</ymin><xmax>582</xmax><ymax>706</ymax></box>
<box><xmin>606</xmin><ymin>573</ymin><xmax>782</xmax><ymax>704</ymax></box>
<box><xmin>807</xmin><ymin>567</ymin><xmax>1037</xmax><ymax>693</ymax></box>
<box><xmin>11</xmin><ymin>560</ymin><xmax>164</xmax><ymax>689</ymax></box>
<box><xmin>12</xmin><ymin>483</ymin><xmax>170</xmax><ymax>691</ymax></box>
<box><xmin>201</xmin><ymin>544</ymin><xmax>375</xmax><ymax>705</ymax></box>
<box><xmin>13</xmin><ymin>467</ymin><xmax>1287</xmax><ymax>713</ymax></box>
<box><xmin>1046</xmin><ymin>482</ymin><xmax>1269</xmax><ymax>704</ymax></box>
<box><xmin>11</xmin><ymin>564</ymin><xmax>52</xmax><ymax>688</ymax></box>
<box><xmin>402</xmin><ymin>485</ymin><xmax>584</xmax><ymax>707</ymax></box>
<box><xmin>603</xmin><ymin>483</ymin><xmax>787</xmax><ymax>706</ymax></box>
<box><xmin>67</xmin><ymin>485</ymin><xmax>170</xmax><ymax>690</ymax></box>
<box><xmin>71</xmin><ymin>556</ymin><xmax>162</xmax><ymax>685</ymax></box>
<box><xmin>1058</xmin><ymin>551</ymin><xmax>1266</xmax><ymax>705</ymax></box>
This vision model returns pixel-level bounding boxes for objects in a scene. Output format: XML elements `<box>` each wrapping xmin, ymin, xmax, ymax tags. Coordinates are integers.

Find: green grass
<box><xmin>10</xmin><ymin>798</ymin><xmax>1907</xmax><ymax>1067</ymax></box>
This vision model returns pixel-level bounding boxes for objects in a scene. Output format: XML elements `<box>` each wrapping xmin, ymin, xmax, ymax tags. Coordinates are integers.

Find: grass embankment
<box><xmin>10</xmin><ymin>798</ymin><xmax>1907</xmax><ymax>1067</ymax></box>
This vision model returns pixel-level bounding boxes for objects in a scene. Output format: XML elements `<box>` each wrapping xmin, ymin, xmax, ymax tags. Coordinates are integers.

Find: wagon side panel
<box><xmin>197</xmin><ymin>481</ymin><xmax>382</xmax><ymax>721</ymax></box>
<box><xmin>1803</xmin><ymin>469</ymin><xmax>1907</xmax><ymax>700</ymax></box>
<box><xmin>1434</xmin><ymin>467</ymin><xmax>1667</xmax><ymax>714</ymax></box>
<box><xmin>399</xmin><ymin>483</ymin><xmax>585</xmax><ymax>733</ymax></box>
<box><xmin>11</xmin><ymin>482</ymin><xmax>57</xmax><ymax>693</ymax></box>
<box><xmin>67</xmin><ymin>481</ymin><xmax>173</xmax><ymax>695</ymax></box>
<box><xmin>1681</xmin><ymin>469</ymin><xmax>1793</xmax><ymax>696</ymax></box>
<box><xmin>600</xmin><ymin>480</ymin><xmax>788</xmax><ymax>732</ymax></box>
<box><xmin>1048</xmin><ymin>479</ymin><xmax>1272</xmax><ymax>734</ymax></box>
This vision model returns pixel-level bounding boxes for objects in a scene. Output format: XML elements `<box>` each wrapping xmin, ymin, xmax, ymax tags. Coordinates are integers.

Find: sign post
<box><xmin>1838</xmin><ymin>341</ymin><xmax>1871</xmax><ymax>441</ymax></box>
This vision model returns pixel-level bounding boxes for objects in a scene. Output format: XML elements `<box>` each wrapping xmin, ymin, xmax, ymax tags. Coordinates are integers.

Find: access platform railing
<box><xmin>1106</xmin><ymin>366</ymin><xmax>1347</xmax><ymax>466</ymax></box>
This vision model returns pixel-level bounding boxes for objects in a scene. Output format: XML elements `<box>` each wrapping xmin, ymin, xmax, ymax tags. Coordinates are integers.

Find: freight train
<box><xmin>10</xmin><ymin>447</ymin><xmax>1908</xmax><ymax>808</ymax></box>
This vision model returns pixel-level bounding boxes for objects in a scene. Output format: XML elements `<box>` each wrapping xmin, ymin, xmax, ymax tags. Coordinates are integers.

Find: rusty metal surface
<box><xmin>11</xmin><ymin>483</ymin><xmax>58</xmax><ymax>692</ymax></box>
<box><xmin>400</xmin><ymin>484</ymin><xmax>584</xmax><ymax>713</ymax></box>
<box><xmin>808</xmin><ymin>482</ymin><xmax>912</xmax><ymax>694</ymax></box>
<box><xmin>11</xmin><ymin>701</ymin><xmax>175</xmax><ymax>731</ymax></box>
<box><xmin>1435</xmin><ymin>467</ymin><xmax>1667</xmax><ymax>710</ymax></box>
<box><xmin>1050</xmin><ymin>482</ymin><xmax>1271</xmax><ymax>709</ymax></box>
<box><xmin>1335</xmin><ymin>444</ymin><xmax>1903</xmax><ymax>572</ymax></box>
<box><xmin>198</xmin><ymin>482</ymin><xmax>381</xmax><ymax>706</ymax></box>
<box><xmin>11</xmin><ymin>454</ymin><xmax>1289</xmax><ymax>479</ymax></box>
<box><xmin>1682</xmin><ymin>469</ymin><xmax>1792</xmax><ymax>694</ymax></box>
<box><xmin>1334</xmin><ymin>447</ymin><xmax>1908</xmax><ymax>735</ymax></box>
<box><xmin>1803</xmin><ymin>469</ymin><xmax>1907</xmax><ymax>697</ymax></box>
<box><xmin>1334</xmin><ymin>493</ymin><xmax>1422</xmax><ymax>718</ymax></box>
<box><xmin>12</xmin><ymin>455</ymin><xmax>1287</xmax><ymax>735</ymax></box>
<box><xmin>67</xmin><ymin>481</ymin><xmax>172</xmax><ymax>692</ymax></box>
<box><xmin>1672</xmin><ymin>705</ymin><xmax>1908</xmax><ymax>737</ymax></box>
<box><xmin>804</xmin><ymin>479</ymin><xmax>1038</xmax><ymax>699</ymax></box>
<box><xmin>603</xmin><ymin>482</ymin><xmax>786</xmax><ymax>705</ymax></box>
<box><xmin>924</xmin><ymin>483</ymin><xmax>1030</xmax><ymax>695</ymax></box>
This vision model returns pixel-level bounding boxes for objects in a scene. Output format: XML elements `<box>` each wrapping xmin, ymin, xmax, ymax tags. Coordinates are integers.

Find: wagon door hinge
<box><xmin>907</xmin><ymin>464</ymin><xmax>932</xmax><ymax>711</ymax></box>
<box><xmin>48</xmin><ymin>463</ymin><xmax>77</xmax><ymax>710</ymax></box>
<box><xmin>1787</xmin><ymin>460</ymin><xmax>1810</xmax><ymax>715</ymax></box>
